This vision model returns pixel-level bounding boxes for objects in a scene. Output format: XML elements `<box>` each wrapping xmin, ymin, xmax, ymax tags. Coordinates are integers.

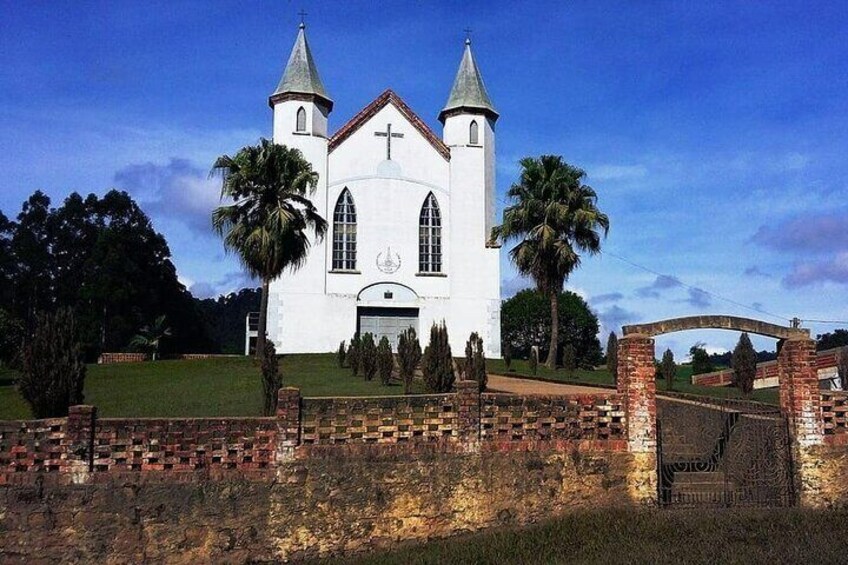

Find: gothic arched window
<box><xmin>332</xmin><ymin>189</ymin><xmax>357</xmax><ymax>270</ymax></box>
<box><xmin>296</xmin><ymin>107</ymin><xmax>307</xmax><ymax>132</ymax></box>
<box><xmin>469</xmin><ymin>120</ymin><xmax>479</xmax><ymax>145</ymax></box>
<box><xmin>419</xmin><ymin>193</ymin><xmax>442</xmax><ymax>273</ymax></box>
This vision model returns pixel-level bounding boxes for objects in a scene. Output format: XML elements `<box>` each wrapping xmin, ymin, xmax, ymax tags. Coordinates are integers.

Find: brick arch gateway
<box><xmin>615</xmin><ymin>315</ymin><xmax>824</xmax><ymax>507</ymax></box>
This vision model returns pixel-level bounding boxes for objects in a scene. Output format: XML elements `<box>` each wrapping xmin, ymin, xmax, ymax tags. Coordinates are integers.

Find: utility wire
<box><xmin>601</xmin><ymin>250</ymin><xmax>794</xmax><ymax>324</ymax></box>
<box><xmin>800</xmin><ymin>319</ymin><xmax>848</xmax><ymax>325</ymax></box>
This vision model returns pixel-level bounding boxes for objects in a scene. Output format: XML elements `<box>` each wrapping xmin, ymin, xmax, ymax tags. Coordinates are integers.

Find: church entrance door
<box><xmin>357</xmin><ymin>307</ymin><xmax>418</xmax><ymax>351</ymax></box>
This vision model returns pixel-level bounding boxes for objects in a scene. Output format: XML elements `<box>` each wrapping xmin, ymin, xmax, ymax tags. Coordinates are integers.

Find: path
<box><xmin>487</xmin><ymin>374</ymin><xmax>607</xmax><ymax>395</ymax></box>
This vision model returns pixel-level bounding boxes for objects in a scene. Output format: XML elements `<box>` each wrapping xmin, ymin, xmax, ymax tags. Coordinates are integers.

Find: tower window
<box><xmin>419</xmin><ymin>193</ymin><xmax>442</xmax><ymax>273</ymax></box>
<box><xmin>296</xmin><ymin>107</ymin><xmax>307</xmax><ymax>132</ymax></box>
<box><xmin>332</xmin><ymin>189</ymin><xmax>357</xmax><ymax>270</ymax></box>
<box><xmin>469</xmin><ymin>120</ymin><xmax>479</xmax><ymax>145</ymax></box>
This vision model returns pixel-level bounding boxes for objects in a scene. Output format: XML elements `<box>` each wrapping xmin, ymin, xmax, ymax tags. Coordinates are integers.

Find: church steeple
<box><xmin>439</xmin><ymin>38</ymin><xmax>498</xmax><ymax>123</ymax></box>
<box><xmin>269</xmin><ymin>23</ymin><xmax>333</xmax><ymax>110</ymax></box>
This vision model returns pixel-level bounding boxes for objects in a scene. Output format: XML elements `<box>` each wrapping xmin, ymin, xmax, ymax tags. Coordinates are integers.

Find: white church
<box><xmin>265</xmin><ymin>24</ymin><xmax>501</xmax><ymax>358</ymax></box>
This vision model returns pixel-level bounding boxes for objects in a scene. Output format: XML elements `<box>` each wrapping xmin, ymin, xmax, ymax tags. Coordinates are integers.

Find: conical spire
<box><xmin>439</xmin><ymin>38</ymin><xmax>498</xmax><ymax>122</ymax></box>
<box><xmin>269</xmin><ymin>23</ymin><xmax>333</xmax><ymax>110</ymax></box>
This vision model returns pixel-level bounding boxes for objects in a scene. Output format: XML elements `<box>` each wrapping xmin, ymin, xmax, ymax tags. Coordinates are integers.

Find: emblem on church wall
<box><xmin>376</xmin><ymin>247</ymin><xmax>401</xmax><ymax>274</ymax></box>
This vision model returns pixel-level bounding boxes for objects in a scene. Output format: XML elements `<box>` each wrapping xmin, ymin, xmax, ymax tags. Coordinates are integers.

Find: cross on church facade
<box><xmin>374</xmin><ymin>123</ymin><xmax>404</xmax><ymax>160</ymax></box>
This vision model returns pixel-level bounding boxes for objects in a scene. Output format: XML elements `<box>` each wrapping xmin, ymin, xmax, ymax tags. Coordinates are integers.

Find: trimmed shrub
<box><xmin>422</xmin><ymin>322</ymin><xmax>455</xmax><ymax>393</ymax></box>
<box><xmin>562</xmin><ymin>343</ymin><xmax>577</xmax><ymax>378</ymax></box>
<box><xmin>503</xmin><ymin>342</ymin><xmax>512</xmax><ymax>371</ymax></box>
<box><xmin>398</xmin><ymin>327</ymin><xmax>422</xmax><ymax>394</ymax></box>
<box><xmin>732</xmin><ymin>332</ymin><xmax>757</xmax><ymax>394</ymax></box>
<box><xmin>529</xmin><ymin>346</ymin><xmax>539</xmax><ymax>376</ymax></box>
<box><xmin>19</xmin><ymin>308</ymin><xmax>86</xmax><ymax>418</ymax></box>
<box><xmin>606</xmin><ymin>332</ymin><xmax>618</xmax><ymax>385</ymax></box>
<box><xmin>360</xmin><ymin>333</ymin><xmax>377</xmax><ymax>381</ymax></box>
<box><xmin>463</xmin><ymin>332</ymin><xmax>487</xmax><ymax>392</ymax></box>
<box><xmin>337</xmin><ymin>340</ymin><xmax>346</xmax><ymax>368</ymax></box>
<box><xmin>660</xmin><ymin>348</ymin><xmax>676</xmax><ymax>391</ymax></box>
<box><xmin>260</xmin><ymin>338</ymin><xmax>282</xmax><ymax>416</ymax></box>
<box><xmin>377</xmin><ymin>336</ymin><xmax>394</xmax><ymax>386</ymax></box>
<box><xmin>347</xmin><ymin>333</ymin><xmax>361</xmax><ymax>376</ymax></box>
<box><xmin>838</xmin><ymin>347</ymin><xmax>848</xmax><ymax>389</ymax></box>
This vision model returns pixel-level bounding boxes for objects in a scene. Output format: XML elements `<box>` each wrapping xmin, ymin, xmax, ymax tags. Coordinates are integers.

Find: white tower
<box><xmin>267</xmin><ymin>23</ymin><xmax>333</xmax><ymax>349</ymax></box>
<box><xmin>441</xmin><ymin>38</ymin><xmax>502</xmax><ymax>357</ymax></box>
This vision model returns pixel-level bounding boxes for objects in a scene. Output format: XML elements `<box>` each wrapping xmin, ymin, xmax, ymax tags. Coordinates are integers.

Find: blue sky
<box><xmin>2</xmin><ymin>1</ymin><xmax>847</xmax><ymax>357</ymax></box>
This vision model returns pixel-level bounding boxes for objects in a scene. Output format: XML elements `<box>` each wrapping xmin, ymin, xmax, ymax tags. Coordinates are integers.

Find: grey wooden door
<box><xmin>357</xmin><ymin>307</ymin><xmax>418</xmax><ymax>351</ymax></box>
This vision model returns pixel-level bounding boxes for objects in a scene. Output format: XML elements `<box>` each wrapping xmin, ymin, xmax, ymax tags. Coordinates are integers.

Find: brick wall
<box><xmin>0</xmin><ymin>382</ymin><xmax>642</xmax><ymax>560</ymax></box>
<box><xmin>692</xmin><ymin>346</ymin><xmax>843</xmax><ymax>388</ymax></box>
<box><xmin>97</xmin><ymin>352</ymin><xmax>149</xmax><ymax>364</ymax></box>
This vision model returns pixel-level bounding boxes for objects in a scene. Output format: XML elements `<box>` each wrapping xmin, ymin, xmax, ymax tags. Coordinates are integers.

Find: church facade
<box><xmin>266</xmin><ymin>24</ymin><xmax>501</xmax><ymax>358</ymax></box>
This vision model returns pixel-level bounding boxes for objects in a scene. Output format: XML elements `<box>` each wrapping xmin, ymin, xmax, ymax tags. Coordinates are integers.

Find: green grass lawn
<box><xmin>327</xmin><ymin>507</ymin><xmax>848</xmax><ymax>564</ymax></box>
<box><xmin>488</xmin><ymin>358</ymin><xmax>780</xmax><ymax>405</ymax></box>
<box><xmin>0</xmin><ymin>354</ymin><xmax>424</xmax><ymax>419</ymax></box>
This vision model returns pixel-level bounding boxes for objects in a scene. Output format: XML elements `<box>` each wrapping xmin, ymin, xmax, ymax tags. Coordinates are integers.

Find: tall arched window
<box><xmin>296</xmin><ymin>107</ymin><xmax>307</xmax><ymax>132</ymax></box>
<box><xmin>469</xmin><ymin>120</ymin><xmax>479</xmax><ymax>145</ymax></box>
<box><xmin>332</xmin><ymin>189</ymin><xmax>357</xmax><ymax>270</ymax></box>
<box><xmin>419</xmin><ymin>193</ymin><xmax>442</xmax><ymax>273</ymax></box>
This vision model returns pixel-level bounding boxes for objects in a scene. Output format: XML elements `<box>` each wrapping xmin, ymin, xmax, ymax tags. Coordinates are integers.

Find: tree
<box><xmin>129</xmin><ymin>315</ymin><xmax>172</xmax><ymax>361</ymax></box>
<box><xmin>0</xmin><ymin>308</ymin><xmax>22</xmax><ymax>368</ymax></box>
<box><xmin>194</xmin><ymin>287</ymin><xmax>261</xmax><ymax>354</ymax></box>
<box><xmin>689</xmin><ymin>343</ymin><xmax>714</xmax><ymax>375</ymax></box>
<box><xmin>18</xmin><ymin>308</ymin><xmax>86</xmax><ymax>418</ymax></box>
<box><xmin>360</xmin><ymin>333</ymin><xmax>377</xmax><ymax>381</ymax></box>
<box><xmin>660</xmin><ymin>349</ymin><xmax>676</xmax><ymax>391</ymax></box>
<box><xmin>501</xmin><ymin>289</ymin><xmax>602</xmax><ymax>367</ymax></box>
<box><xmin>606</xmin><ymin>332</ymin><xmax>618</xmax><ymax>385</ymax></box>
<box><xmin>817</xmin><ymin>329</ymin><xmax>848</xmax><ymax>352</ymax></box>
<box><xmin>732</xmin><ymin>332</ymin><xmax>757</xmax><ymax>395</ymax></box>
<box><xmin>422</xmin><ymin>322</ymin><xmax>455</xmax><ymax>393</ymax></box>
<box><xmin>337</xmin><ymin>340</ymin><xmax>346</xmax><ymax>368</ymax></box>
<box><xmin>529</xmin><ymin>346</ymin><xmax>539</xmax><ymax>375</ymax></box>
<box><xmin>503</xmin><ymin>342</ymin><xmax>513</xmax><ymax>372</ymax></box>
<box><xmin>397</xmin><ymin>327</ymin><xmax>422</xmax><ymax>394</ymax></box>
<box><xmin>260</xmin><ymin>338</ymin><xmax>281</xmax><ymax>416</ymax></box>
<box><xmin>377</xmin><ymin>336</ymin><xmax>394</xmax><ymax>386</ymax></box>
<box><xmin>492</xmin><ymin>155</ymin><xmax>609</xmax><ymax>368</ymax></box>
<box><xmin>212</xmin><ymin>139</ymin><xmax>327</xmax><ymax>358</ymax></box>
<box><xmin>463</xmin><ymin>332</ymin><xmax>487</xmax><ymax>392</ymax></box>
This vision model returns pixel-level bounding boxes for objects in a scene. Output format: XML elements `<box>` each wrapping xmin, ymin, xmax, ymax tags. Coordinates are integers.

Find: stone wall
<box><xmin>0</xmin><ymin>382</ymin><xmax>649</xmax><ymax>561</ymax></box>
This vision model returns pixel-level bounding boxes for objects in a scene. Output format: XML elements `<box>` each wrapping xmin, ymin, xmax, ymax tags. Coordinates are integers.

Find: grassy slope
<box><xmin>331</xmin><ymin>508</ymin><xmax>848</xmax><ymax>565</ymax></box>
<box><xmin>488</xmin><ymin>358</ymin><xmax>780</xmax><ymax>405</ymax></box>
<box><xmin>0</xmin><ymin>354</ymin><xmax>422</xmax><ymax>419</ymax></box>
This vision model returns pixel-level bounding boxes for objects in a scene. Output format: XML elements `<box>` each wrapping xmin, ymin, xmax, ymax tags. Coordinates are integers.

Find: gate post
<box><xmin>617</xmin><ymin>334</ymin><xmax>657</xmax><ymax>504</ymax></box>
<box><xmin>778</xmin><ymin>338</ymin><xmax>825</xmax><ymax>506</ymax></box>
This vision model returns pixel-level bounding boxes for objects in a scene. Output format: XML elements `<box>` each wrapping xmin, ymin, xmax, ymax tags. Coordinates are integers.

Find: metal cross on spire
<box><xmin>374</xmin><ymin>123</ymin><xmax>404</xmax><ymax>160</ymax></box>
<box><xmin>463</xmin><ymin>28</ymin><xmax>472</xmax><ymax>44</ymax></box>
<box><xmin>298</xmin><ymin>10</ymin><xmax>308</xmax><ymax>28</ymax></box>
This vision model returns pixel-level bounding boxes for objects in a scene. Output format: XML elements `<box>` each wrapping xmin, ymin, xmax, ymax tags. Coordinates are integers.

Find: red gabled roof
<box><xmin>328</xmin><ymin>89</ymin><xmax>451</xmax><ymax>161</ymax></box>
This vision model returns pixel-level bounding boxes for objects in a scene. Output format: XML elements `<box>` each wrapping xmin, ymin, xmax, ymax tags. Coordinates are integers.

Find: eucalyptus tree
<box><xmin>492</xmin><ymin>155</ymin><xmax>609</xmax><ymax>368</ymax></box>
<box><xmin>212</xmin><ymin>139</ymin><xmax>327</xmax><ymax>357</ymax></box>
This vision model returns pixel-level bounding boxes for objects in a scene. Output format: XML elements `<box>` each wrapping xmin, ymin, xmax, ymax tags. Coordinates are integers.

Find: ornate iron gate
<box><xmin>657</xmin><ymin>395</ymin><xmax>795</xmax><ymax>508</ymax></box>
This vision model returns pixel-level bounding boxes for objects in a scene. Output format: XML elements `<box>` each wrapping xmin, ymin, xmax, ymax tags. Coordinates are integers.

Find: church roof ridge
<box><xmin>439</xmin><ymin>40</ymin><xmax>498</xmax><ymax>122</ymax></box>
<box><xmin>329</xmin><ymin>89</ymin><xmax>451</xmax><ymax>161</ymax></box>
<box><xmin>269</xmin><ymin>24</ymin><xmax>333</xmax><ymax>109</ymax></box>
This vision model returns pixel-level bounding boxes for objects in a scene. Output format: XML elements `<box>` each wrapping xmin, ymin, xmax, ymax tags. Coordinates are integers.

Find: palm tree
<box><xmin>130</xmin><ymin>315</ymin><xmax>171</xmax><ymax>361</ymax></box>
<box><xmin>492</xmin><ymin>155</ymin><xmax>609</xmax><ymax>369</ymax></box>
<box><xmin>211</xmin><ymin>139</ymin><xmax>327</xmax><ymax>357</ymax></box>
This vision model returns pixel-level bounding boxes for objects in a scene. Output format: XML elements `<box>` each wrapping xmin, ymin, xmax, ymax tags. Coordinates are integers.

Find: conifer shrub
<box><xmin>260</xmin><ymin>338</ymin><xmax>282</xmax><ymax>416</ymax></box>
<box><xmin>660</xmin><ymin>348</ymin><xmax>676</xmax><ymax>391</ymax></box>
<box><xmin>463</xmin><ymin>332</ymin><xmax>487</xmax><ymax>392</ymax></box>
<box><xmin>838</xmin><ymin>347</ymin><xmax>848</xmax><ymax>390</ymax></box>
<box><xmin>606</xmin><ymin>332</ymin><xmax>618</xmax><ymax>385</ymax></box>
<box><xmin>503</xmin><ymin>342</ymin><xmax>512</xmax><ymax>371</ymax></box>
<box><xmin>732</xmin><ymin>332</ymin><xmax>757</xmax><ymax>394</ymax></box>
<box><xmin>398</xmin><ymin>327</ymin><xmax>422</xmax><ymax>394</ymax></box>
<box><xmin>360</xmin><ymin>333</ymin><xmax>377</xmax><ymax>381</ymax></box>
<box><xmin>347</xmin><ymin>333</ymin><xmax>361</xmax><ymax>376</ymax></box>
<box><xmin>377</xmin><ymin>336</ymin><xmax>394</xmax><ymax>386</ymax></box>
<box><xmin>19</xmin><ymin>308</ymin><xmax>86</xmax><ymax>418</ymax></box>
<box><xmin>422</xmin><ymin>322</ymin><xmax>455</xmax><ymax>393</ymax></box>
<box><xmin>529</xmin><ymin>346</ymin><xmax>539</xmax><ymax>376</ymax></box>
<box><xmin>562</xmin><ymin>343</ymin><xmax>577</xmax><ymax>378</ymax></box>
<box><xmin>337</xmin><ymin>340</ymin><xmax>346</xmax><ymax>368</ymax></box>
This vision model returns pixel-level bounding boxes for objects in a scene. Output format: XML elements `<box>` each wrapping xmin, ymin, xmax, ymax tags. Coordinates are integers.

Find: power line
<box><xmin>601</xmin><ymin>250</ymin><xmax>793</xmax><ymax>324</ymax></box>
<box><xmin>800</xmin><ymin>319</ymin><xmax>848</xmax><ymax>326</ymax></box>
